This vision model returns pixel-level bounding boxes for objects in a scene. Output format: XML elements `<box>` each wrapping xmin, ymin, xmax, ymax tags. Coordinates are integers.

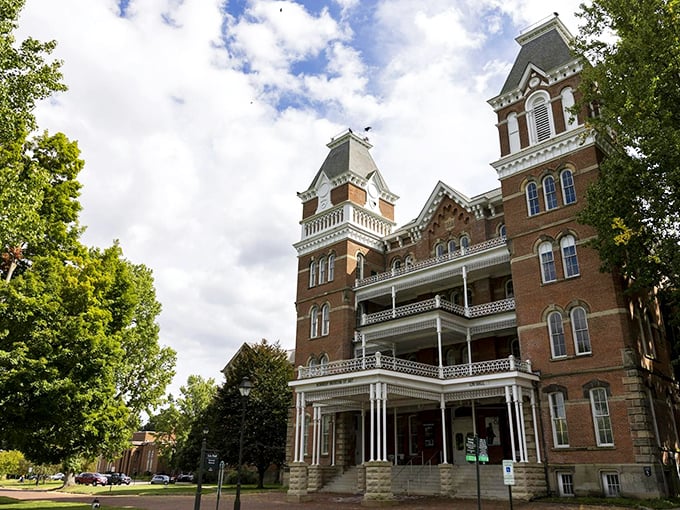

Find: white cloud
<box><xmin>17</xmin><ymin>0</ymin><xmax>584</xmax><ymax>398</ymax></box>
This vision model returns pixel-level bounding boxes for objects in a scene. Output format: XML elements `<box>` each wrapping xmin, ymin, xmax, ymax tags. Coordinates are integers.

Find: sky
<box><xmin>16</xmin><ymin>0</ymin><xmax>584</xmax><ymax>401</ymax></box>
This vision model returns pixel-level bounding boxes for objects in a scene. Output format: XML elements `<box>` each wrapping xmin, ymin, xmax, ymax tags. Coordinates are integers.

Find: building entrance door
<box><xmin>452</xmin><ymin>415</ymin><xmax>474</xmax><ymax>465</ymax></box>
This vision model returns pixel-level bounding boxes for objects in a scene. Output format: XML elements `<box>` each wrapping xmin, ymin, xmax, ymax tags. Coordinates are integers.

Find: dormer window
<box><xmin>527</xmin><ymin>91</ymin><xmax>554</xmax><ymax>144</ymax></box>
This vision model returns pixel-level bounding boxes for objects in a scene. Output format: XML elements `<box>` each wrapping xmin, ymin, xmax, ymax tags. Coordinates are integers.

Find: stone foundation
<box><xmin>511</xmin><ymin>463</ymin><xmax>548</xmax><ymax>500</ymax></box>
<box><xmin>439</xmin><ymin>463</ymin><xmax>455</xmax><ymax>497</ymax></box>
<box><xmin>362</xmin><ymin>461</ymin><xmax>394</xmax><ymax>506</ymax></box>
<box><xmin>286</xmin><ymin>462</ymin><xmax>311</xmax><ymax>502</ymax></box>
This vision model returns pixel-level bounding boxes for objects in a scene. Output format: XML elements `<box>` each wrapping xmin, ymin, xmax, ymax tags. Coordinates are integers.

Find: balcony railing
<box><xmin>355</xmin><ymin>237</ymin><xmax>507</xmax><ymax>288</ymax></box>
<box><xmin>360</xmin><ymin>296</ymin><xmax>515</xmax><ymax>326</ymax></box>
<box><xmin>297</xmin><ymin>352</ymin><xmax>532</xmax><ymax>380</ymax></box>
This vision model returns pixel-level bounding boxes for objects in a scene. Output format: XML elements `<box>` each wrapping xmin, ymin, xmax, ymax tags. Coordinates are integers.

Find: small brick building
<box><xmin>286</xmin><ymin>15</ymin><xmax>680</xmax><ymax>502</ymax></box>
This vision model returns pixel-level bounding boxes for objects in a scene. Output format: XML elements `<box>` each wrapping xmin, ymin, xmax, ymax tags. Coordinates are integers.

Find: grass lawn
<box><xmin>0</xmin><ymin>495</ymin><xmax>140</xmax><ymax>510</ymax></box>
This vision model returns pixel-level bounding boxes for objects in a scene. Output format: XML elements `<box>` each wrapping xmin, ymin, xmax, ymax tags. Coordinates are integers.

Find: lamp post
<box><xmin>234</xmin><ymin>377</ymin><xmax>252</xmax><ymax>510</ymax></box>
<box><xmin>193</xmin><ymin>426</ymin><xmax>209</xmax><ymax>510</ymax></box>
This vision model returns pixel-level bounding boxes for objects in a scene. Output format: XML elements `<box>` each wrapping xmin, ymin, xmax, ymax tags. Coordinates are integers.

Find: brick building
<box><xmin>286</xmin><ymin>16</ymin><xmax>680</xmax><ymax>502</ymax></box>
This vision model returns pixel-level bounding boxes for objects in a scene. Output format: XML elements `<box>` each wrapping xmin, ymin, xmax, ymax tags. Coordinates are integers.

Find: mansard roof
<box><xmin>499</xmin><ymin>16</ymin><xmax>575</xmax><ymax>95</ymax></box>
<box><xmin>298</xmin><ymin>129</ymin><xmax>396</xmax><ymax>203</ymax></box>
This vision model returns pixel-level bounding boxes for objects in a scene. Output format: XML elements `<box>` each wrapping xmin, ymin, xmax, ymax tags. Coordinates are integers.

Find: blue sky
<box><xmin>18</xmin><ymin>0</ymin><xmax>584</xmax><ymax>400</ymax></box>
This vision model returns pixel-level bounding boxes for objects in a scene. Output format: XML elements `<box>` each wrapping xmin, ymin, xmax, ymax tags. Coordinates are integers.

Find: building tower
<box><xmin>488</xmin><ymin>15</ymin><xmax>680</xmax><ymax>498</ymax></box>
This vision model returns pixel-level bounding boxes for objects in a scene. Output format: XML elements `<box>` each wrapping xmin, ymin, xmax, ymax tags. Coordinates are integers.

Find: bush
<box><xmin>223</xmin><ymin>468</ymin><xmax>257</xmax><ymax>485</ymax></box>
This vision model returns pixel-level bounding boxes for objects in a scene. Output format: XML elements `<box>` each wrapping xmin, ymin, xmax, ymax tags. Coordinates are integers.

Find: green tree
<box><xmin>205</xmin><ymin>340</ymin><xmax>293</xmax><ymax>488</ymax></box>
<box><xmin>0</xmin><ymin>450</ymin><xmax>26</xmax><ymax>478</ymax></box>
<box><xmin>574</xmin><ymin>0</ymin><xmax>680</xmax><ymax>308</ymax></box>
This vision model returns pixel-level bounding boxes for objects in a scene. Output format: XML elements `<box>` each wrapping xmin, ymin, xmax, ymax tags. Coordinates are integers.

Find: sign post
<box><xmin>503</xmin><ymin>460</ymin><xmax>515</xmax><ymax>510</ymax></box>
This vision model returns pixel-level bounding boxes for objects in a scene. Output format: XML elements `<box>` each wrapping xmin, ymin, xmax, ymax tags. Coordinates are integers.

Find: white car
<box><xmin>150</xmin><ymin>474</ymin><xmax>170</xmax><ymax>485</ymax></box>
<box><xmin>49</xmin><ymin>473</ymin><xmax>64</xmax><ymax>480</ymax></box>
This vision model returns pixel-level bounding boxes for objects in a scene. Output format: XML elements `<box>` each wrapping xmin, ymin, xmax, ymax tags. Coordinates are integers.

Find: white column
<box><xmin>298</xmin><ymin>392</ymin><xmax>306</xmax><ymax>463</ymax></box>
<box><xmin>361</xmin><ymin>333</ymin><xmax>366</xmax><ymax>369</ymax></box>
<box><xmin>505</xmin><ymin>386</ymin><xmax>517</xmax><ymax>462</ymax></box>
<box><xmin>293</xmin><ymin>393</ymin><xmax>300</xmax><ymax>462</ymax></box>
<box><xmin>436</xmin><ymin>315</ymin><xmax>443</xmax><ymax>378</ymax></box>
<box><xmin>462</xmin><ymin>266</ymin><xmax>469</xmax><ymax>317</ymax></box>
<box><xmin>440</xmin><ymin>395</ymin><xmax>448</xmax><ymax>464</ymax></box>
<box><xmin>512</xmin><ymin>385</ymin><xmax>525</xmax><ymax>462</ymax></box>
<box><xmin>391</xmin><ymin>286</ymin><xmax>396</xmax><ymax>318</ymax></box>
<box><xmin>393</xmin><ymin>410</ymin><xmax>398</xmax><ymax>465</ymax></box>
<box><xmin>530</xmin><ymin>389</ymin><xmax>541</xmax><ymax>463</ymax></box>
<box><xmin>361</xmin><ymin>406</ymin><xmax>366</xmax><ymax>464</ymax></box>
<box><xmin>466</xmin><ymin>328</ymin><xmax>472</xmax><ymax>375</ymax></box>
<box><xmin>382</xmin><ymin>383</ymin><xmax>388</xmax><ymax>461</ymax></box>
<box><xmin>369</xmin><ymin>384</ymin><xmax>375</xmax><ymax>461</ymax></box>
<box><xmin>312</xmin><ymin>406</ymin><xmax>318</xmax><ymax>465</ymax></box>
<box><xmin>472</xmin><ymin>399</ymin><xmax>477</xmax><ymax>435</ymax></box>
<box><xmin>331</xmin><ymin>415</ymin><xmax>336</xmax><ymax>466</ymax></box>
<box><xmin>518</xmin><ymin>387</ymin><xmax>528</xmax><ymax>463</ymax></box>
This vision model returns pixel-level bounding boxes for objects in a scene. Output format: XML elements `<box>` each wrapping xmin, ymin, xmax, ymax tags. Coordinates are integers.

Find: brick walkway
<box><xmin>0</xmin><ymin>489</ymin><xmax>622</xmax><ymax>510</ymax></box>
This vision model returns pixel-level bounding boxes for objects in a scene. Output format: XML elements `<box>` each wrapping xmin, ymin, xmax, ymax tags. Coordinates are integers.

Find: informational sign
<box><xmin>465</xmin><ymin>435</ymin><xmax>489</xmax><ymax>463</ymax></box>
<box><xmin>503</xmin><ymin>460</ymin><xmax>515</xmax><ymax>485</ymax></box>
<box><xmin>205</xmin><ymin>451</ymin><xmax>220</xmax><ymax>472</ymax></box>
<box><xmin>478</xmin><ymin>438</ymin><xmax>489</xmax><ymax>463</ymax></box>
<box><xmin>465</xmin><ymin>436</ymin><xmax>477</xmax><ymax>462</ymax></box>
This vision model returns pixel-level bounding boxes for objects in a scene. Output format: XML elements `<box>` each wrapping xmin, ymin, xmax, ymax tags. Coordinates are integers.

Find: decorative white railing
<box><xmin>297</xmin><ymin>352</ymin><xmax>532</xmax><ymax>380</ymax></box>
<box><xmin>302</xmin><ymin>203</ymin><xmax>393</xmax><ymax>240</ymax></box>
<box><xmin>355</xmin><ymin>237</ymin><xmax>507</xmax><ymax>288</ymax></box>
<box><xmin>361</xmin><ymin>296</ymin><xmax>514</xmax><ymax>325</ymax></box>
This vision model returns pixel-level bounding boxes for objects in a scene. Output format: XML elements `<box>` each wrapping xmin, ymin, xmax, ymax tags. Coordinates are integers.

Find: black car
<box><xmin>105</xmin><ymin>472</ymin><xmax>131</xmax><ymax>485</ymax></box>
<box><xmin>176</xmin><ymin>473</ymin><xmax>194</xmax><ymax>483</ymax></box>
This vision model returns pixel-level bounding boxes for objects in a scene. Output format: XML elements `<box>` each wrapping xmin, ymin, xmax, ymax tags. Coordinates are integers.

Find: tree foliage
<box><xmin>574</xmin><ymin>0</ymin><xmax>680</xmax><ymax>308</ymax></box>
<box><xmin>0</xmin><ymin>0</ymin><xmax>176</xmax><ymax>477</ymax></box>
<box><xmin>198</xmin><ymin>340</ymin><xmax>293</xmax><ymax>488</ymax></box>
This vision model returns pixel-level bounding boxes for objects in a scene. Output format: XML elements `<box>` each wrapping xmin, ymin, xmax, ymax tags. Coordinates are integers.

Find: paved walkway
<box><xmin>0</xmin><ymin>488</ymin><xmax>626</xmax><ymax>510</ymax></box>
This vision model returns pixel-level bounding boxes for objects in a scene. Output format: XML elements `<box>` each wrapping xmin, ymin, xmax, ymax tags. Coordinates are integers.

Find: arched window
<box><xmin>327</xmin><ymin>253</ymin><xmax>335</xmax><ymax>282</ymax></box>
<box><xmin>310</xmin><ymin>306</ymin><xmax>319</xmax><ymax>338</ymax></box>
<box><xmin>499</xmin><ymin>224</ymin><xmax>507</xmax><ymax>240</ymax></box>
<box><xmin>561</xmin><ymin>87</ymin><xmax>577</xmax><ymax>131</ymax></box>
<box><xmin>318</xmin><ymin>256</ymin><xmax>326</xmax><ymax>284</ymax></box>
<box><xmin>405</xmin><ymin>255</ymin><xmax>414</xmax><ymax>267</ymax></box>
<box><xmin>321</xmin><ymin>304</ymin><xmax>330</xmax><ymax>336</ymax></box>
<box><xmin>356</xmin><ymin>253</ymin><xmax>364</xmax><ymax>280</ymax></box>
<box><xmin>448</xmin><ymin>239</ymin><xmax>458</xmax><ymax>253</ymax></box>
<box><xmin>391</xmin><ymin>258</ymin><xmax>401</xmax><ymax>271</ymax></box>
<box><xmin>507</xmin><ymin>112</ymin><xmax>520</xmax><ymax>153</ymax></box>
<box><xmin>548</xmin><ymin>311</ymin><xmax>567</xmax><ymax>357</ymax></box>
<box><xmin>460</xmin><ymin>235</ymin><xmax>470</xmax><ymax>250</ymax></box>
<box><xmin>309</xmin><ymin>261</ymin><xmax>317</xmax><ymax>287</ymax></box>
<box><xmin>435</xmin><ymin>242</ymin><xmax>446</xmax><ymax>257</ymax></box>
<box><xmin>571</xmin><ymin>306</ymin><xmax>591</xmax><ymax>354</ymax></box>
<box><xmin>549</xmin><ymin>392</ymin><xmax>570</xmax><ymax>447</ymax></box>
<box><xmin>561</xmin><ymin>235</ymin><xmax>580</xmax><ymax>278</ymax></box>
<box><xmin>589</xmin><ymin>387</ymin><xmax>614</xmax><ymax>446</ymax></box>
<box><xmin>543</xmin><ymin>175</ymin><xmax>558</xmax><ymax>210</ymax></box>
<box><xmin>539</xmin><ymin>242</ymin><xmax>557</xmax><ymax>283</ymax></box>
<box><xmin>528</xmin><ymin>92</ymin><xmax>554</xmax><ymax>144</ymax></box>
<box><xmin>561</xmin><ymin>169</ymin><xmax>576</xmax><ymax>204</ymax></box>
<box><xmin>505</xmin><ymin>279</ymin><xmax>514</xmax><ymax>298</ymax></box>
<box><xmin>510</xmin><ymin>338</ymin><xmax>520</xmax><ymax>358</ymax></box>
<box><xmin>526</xmin><ymin>182</ymin><xmax>540</xmax><ymax>216</ymax></box>
<box><xmin>319</xmin><ymin>353</ymin><xmax>329</xmax><ymax>375</ymax></box>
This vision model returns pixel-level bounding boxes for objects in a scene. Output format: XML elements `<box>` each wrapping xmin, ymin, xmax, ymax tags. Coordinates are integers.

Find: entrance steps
<box><xmin>451</xmin><ymin>464</ymin><xmax>509</xmax><ymax>500</ymax></box>
<box><xmin>391</xmin><ymin>464</ymin><xmax>441</xmax><ymax>495</ymax></box>
<box><xmin>319</xmin><ymin>466</ymin><xmax>359</xmax><ymax>494</ymax></box>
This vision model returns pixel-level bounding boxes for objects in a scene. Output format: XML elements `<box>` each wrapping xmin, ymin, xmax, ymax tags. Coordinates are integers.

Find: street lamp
<box><xmin>234</xmin><ymin>377</ymin><xmax>252</xmax><ymax>510</ymax></box>
<box><xmin>193</xmin><ymin>426</ymin><xmax>209</xmax><ymax>510</ymax></box>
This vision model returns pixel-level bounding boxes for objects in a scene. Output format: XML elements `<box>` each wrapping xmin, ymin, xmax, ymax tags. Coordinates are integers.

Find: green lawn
<box><xmin>0</xmin><ymin>496</ymin><xmax>139</xmax><ymax>510</ymax></box>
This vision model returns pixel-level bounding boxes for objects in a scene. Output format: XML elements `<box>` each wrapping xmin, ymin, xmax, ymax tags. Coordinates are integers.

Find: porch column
<box><xmin>463</xmin><ymin>266</ymin><xmax>469</xmax><ymax>317</ymax></box>
<box><xmin>312</xmin><ymin>406</ymin><xmax>319</xmax><ymax>465</ymax></box>
<box><xmin>391</xmin><ymin>286</ymin><xmax>396</xmax><ymax>318</ymax></box>
<box><xmin>294</xmin><ymin>392</ymin><xmax>306</xmax><ymax>463</ymax></box>
<box><xmin>518</xmin><ymin>386</ymin><xmax>528</xmax><ymax>462</ymax></box>
<box><xmin>436</xmin><ymin>315</ymin><xmax>444</xmax><ymax>378</ymax></box>
<box><xmin>393</xmin><ymin>410</ymin><xmax>398</xmax><ymax>465</ymax></box>
<box><xmin>361</xmin><ymin>333</ymin><xmax>366</xmax><ymax>369</ymax></box>
<box><xmin>512</xmin><ymin>385</ymin><xmax>526</xmax><ymax>462</ymax></box>
<box><xmin>331</xmin><ymin>415</ymin><xmax>336</xmax><ymax>466</ymax></box>
<box><xmin>530</xmin><ymin>389</ymin><xmax>541</xmax><ymax>463</ymax></box>
<box><xmin>505</xmin><ymin>386</ymin><xmax>517</xmax><ymax>462</ymax></box>
<box><xmin>466</xmin><ymin>328</ymin><xmax>472</xmax><ymax>375</ymax></box>
<box><xmin>440</xmin><ymin>395</ymin><xmax>449</xmax><ymax>464</ymax></box>
<box><xmin>369</xmin><ymin>384</ymin><xmax>376</xmax><ymax>461</ymax></box>
<box><xmin>381</xmin><ymin>383</ymin><xmax>388</xmax><ymax>462</ymax></box>
<box><xmin>361</xmin><ymin>406</ymin><xmax>366</xmax><ymax>464</ymax></box>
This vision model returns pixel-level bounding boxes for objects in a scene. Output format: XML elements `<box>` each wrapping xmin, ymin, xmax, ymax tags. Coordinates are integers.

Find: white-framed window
<box><xmin>557</xmin><ymin>472</ymin><xmax>575</xmax><ymax>496</ymax></box>
<box><xmin>507</xmin><ymin>111</ymin><xmax>520</xmax><ymax>153</ymax></box>
<box><xmin>601</xmin><ymin>471</ymin><xmax>621</xmax><ymax>497</ymax></box>
<box><xmin>319</xmin><ymin>353</ymin><xmax>329</xmax><ymax>373</ymax></box>
<box><xmin>561</xmin><ymin>169</ymin><xmax>576</xmax><ymax>204</ymax></box>
<box><xmin>356</xmin><ymin>252</ymin><xmax>364</xmax><ymax>280</ymax></box>
<box><xmin>510</xmin><ymin>338</ymin><xmax>520</xmax><ymax>358</ymax></box>
<box><xmin>527</xmin><ymin>91</ymin><xmax>554</xmax><ymax>144</ymax></box>
<box><xmin>408</xmin><ymin>415</ymin><xmax>419</xmax><ymax>455</ymax></box>
<box><xmin>321</xmin><ymin>304</ymin><xmax>330</xmax><ymax>336</ymax></box>
<box><xmin>543</xmin><ymin>175</ymin><xmax>558</xmax><ymax>210</ymax></box>
<box><xmin>448</xmin><ymin>239</ymin><xmax>457</xmax><ymax>253</ymax></box>
<box><xmin>561</xmin><ymin>235</ymin><xmax>580</xmax><ymax>277</ymax></box>
<box><xmin>561</xmin><ymin>86</ymin><xmax>578</xmax><ymax>131</ymax></box>
<box><xmin>499</xmin><ymin>224</ymin><xmax>507</xmax><ymax>240</ymax></box>
<box><xmin>590</xmin><ymin>388</ymin><xmax>614</xmax><ymax>446</ymax></box>
<box><xmin>571</xmin><ymin>307</ymin><xmax>591</xmax><ymax>354</ymax></box>
<box><xmin>526</xmin><ymin>182</ymin><xmax>540</xmax><ymax>216</ymax></box>
<box><xmin>309</xmin><ymin>261</ymin><xmax>317</xmax><ymax>287</ymax></box>
<box><xmin>321</xmin><ymin>415</ymin><xmax>331</xmax><ymax>455</ymax></box>
<box><xmin>391</xmin><ymin>258</ymin><xmax>401</xmax><ymax>271</ymax></box>
<box><xmin>310</xmin><ymin>306</ymin><xmax>319</xmax><ymax>338</ymax></box>
<box><xmin>445</xmin><ymin>348</ymin><xmax>456</xmax><ymax>366</ymax></box>
<box><xmin>539</xmin><ymin>241</ymin><xmax>557</xmax><ymax>283</ymax></box>
<box><xmin>435</xmin><ymin>242</ymin><xmax>446</xmax><ymax>257</ymax></box>
<box><xmin>318</xmin><ymin>256</ymin><xmax>326</xmax><ymax>284</ymax></box>
<box><xmin>505</xmin><ymin>279</ymin><xmax>514</xmax><ymax>298</ymax></box>
<box><xmin>327</xmin><ymin>253</ymin><xmax>335</xmax><ymax>282</ymax></box>
<box><xmin>548</xmin><ymin>311</ymin><xmax>567</xmax><ymax>358</ymax></box>
<box><xmin>308</xmin><ymin>356</ymin><xmax>318</xmax><ymax>375</ymax></box>
<box><xmin>405</xmin><ymin>255</ymin><xmax>414</xmax><ymax>267</ymax></box>
<box><xmin>548</xmin><ymin>392</ymin><xmax>569</xmax><ymax>447</ymax></box>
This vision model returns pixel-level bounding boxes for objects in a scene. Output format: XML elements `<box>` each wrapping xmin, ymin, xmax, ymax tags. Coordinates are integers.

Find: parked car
<box><xmin>105</xmin><ymin>472</ymin><xmax>131</xmax><ymax>485</ymax></box>
<box><xmin>49</xmin><ymin>472</ymin><xmax>64</xmax><ymax>480</ymax></box>
<box><xmin>75</xmin><ymin>472</ymin><xmax>108</xmax><ymax>486</ymax></box>
<box><xmin>150</xmin><ymin>474</ymin><xmax>170</xmax><ymax>485</ymax></box>
<box><xmin>175</xmin><ymin>473</ymin><xmax>194</xmax><ymax>483</ymax></box>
